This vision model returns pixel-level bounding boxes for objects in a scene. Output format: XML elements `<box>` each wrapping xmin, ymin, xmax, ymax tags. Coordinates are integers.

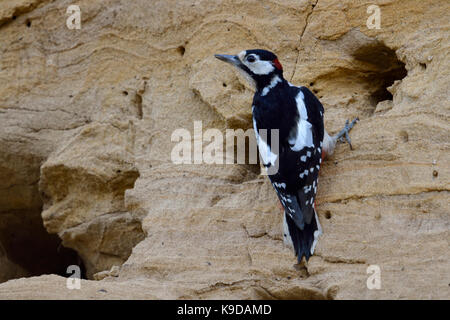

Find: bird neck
<box><xmin>255</xmin><ymin>73</ymin><xmax>286</xmax><ymax>94</ymax></box>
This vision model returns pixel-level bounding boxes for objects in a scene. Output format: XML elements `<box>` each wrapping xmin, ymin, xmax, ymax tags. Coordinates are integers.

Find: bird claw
<box><xmin>335</xmin><ymin>117</ymin><xmax>359</xmax><ymax>150</ymax></box>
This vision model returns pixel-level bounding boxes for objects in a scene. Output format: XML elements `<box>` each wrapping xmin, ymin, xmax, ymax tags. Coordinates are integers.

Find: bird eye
<box><xmin>246</xmin><ymin>55</ymin><xmax>256</xmax><ymax>63</ymax></box>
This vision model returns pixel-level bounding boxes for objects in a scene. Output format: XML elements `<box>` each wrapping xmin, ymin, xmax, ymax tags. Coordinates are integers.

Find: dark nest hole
<box><xmin>352</xmin><ymin>42</ymin><xmax>407</xmax><ymax>106</ymax></box>
<box><xmin>0</xmin><ymin>209</ymin><xmax>87</xmax><ymax>282</ymax></box>
<box><xmin>177</xmin><ymin>45</ymin><xmax>186</xmax><ymax>56</ymax></box>
<box><xmin>0</xmin><ymin>151</ymin><xmax>87</xmax><ymax>283</ymax></box>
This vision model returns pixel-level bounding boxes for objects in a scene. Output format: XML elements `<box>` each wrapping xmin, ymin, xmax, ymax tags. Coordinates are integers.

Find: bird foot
<box><xmin>333</xmin><ymin>118</ymin><xmax>359</xmax><ymax>150</ymax></box>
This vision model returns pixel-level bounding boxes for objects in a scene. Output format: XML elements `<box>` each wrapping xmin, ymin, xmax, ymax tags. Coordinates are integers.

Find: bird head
<box><xmin>214</xmin><ymin>49</ymin><xmax>283</xmax><ymax>91</ymax></box>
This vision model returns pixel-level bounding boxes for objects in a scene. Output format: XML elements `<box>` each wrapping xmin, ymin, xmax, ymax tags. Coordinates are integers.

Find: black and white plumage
<box><xmin>215</xmin><ymin>49</ymin><xmax>357</xmax><ymax>262</ymax></box>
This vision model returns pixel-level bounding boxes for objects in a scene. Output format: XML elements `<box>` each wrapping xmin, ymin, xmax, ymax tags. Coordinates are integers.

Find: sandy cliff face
<box><xmin>0</xmin><ymin>0</ymin><xmax>448</xmax><ymax>299</ymax></box>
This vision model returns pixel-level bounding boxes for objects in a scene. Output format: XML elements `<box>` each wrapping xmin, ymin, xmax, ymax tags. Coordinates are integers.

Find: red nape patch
<box><xmin>273</xmin><ymin>58</ymin><xmax>283</xmax><ymax>70</ymax></box>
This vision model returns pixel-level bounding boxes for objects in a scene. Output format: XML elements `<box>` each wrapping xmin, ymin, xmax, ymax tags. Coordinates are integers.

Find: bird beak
<box><xmin>214</xmin><ymin>54</ymin><xmax>243</xmax><ymax>68</ymax></box>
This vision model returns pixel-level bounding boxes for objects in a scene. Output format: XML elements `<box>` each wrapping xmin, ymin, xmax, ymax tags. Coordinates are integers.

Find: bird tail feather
<box><xmin>285</xmin><ymin>210</ymin><xmax>321</xmax><ymax>263</ymax></box>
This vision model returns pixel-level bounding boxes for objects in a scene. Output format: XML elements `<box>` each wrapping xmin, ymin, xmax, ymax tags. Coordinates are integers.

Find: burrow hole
<box><xmin>177</xmin><ymin>45</ymin><xmax>186</xmax><ymax>56</ymax></box>
<box><xmin>0</xmin><ymin>159</ymin><xmax>86</xmax><ymax>283</ymax></box>
<box><xmin>352</xmin><ymin>42</ymin><xmax>407</xmax><ymax>107</ymax></box>
<box><xmin>0</xmin><ymin>208</ymin><xmax>87</xmax><ymax>282</ymax></box>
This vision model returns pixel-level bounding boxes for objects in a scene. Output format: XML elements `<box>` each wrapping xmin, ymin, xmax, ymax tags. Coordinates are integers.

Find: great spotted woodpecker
<box><xmin>215</xmin><ymin>49</ymin><xmax>358</xmax><ymax>262</ymax></box>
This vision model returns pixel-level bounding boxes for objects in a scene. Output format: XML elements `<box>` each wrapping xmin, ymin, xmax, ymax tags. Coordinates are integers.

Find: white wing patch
<box><xmin>253</xmin><ymin>113</ymin><xmax>278</xmax><ymax>167</ymax></box>
<box><xmin>273</xmin><ymin>182</ymin><xmax>286</xmax><ymax>189</ymax></box>
<box><xmin>288</xmin><ymin>90</ymin><xmax>314</xmax><ymax>151</ymax></box>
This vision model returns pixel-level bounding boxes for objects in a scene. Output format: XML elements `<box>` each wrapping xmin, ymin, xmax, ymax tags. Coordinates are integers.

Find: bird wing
<box><xmin>272</xmin><ymin>145</ymin><xmax>321</xmax><ymax>228</ymax></box>
<box><xmin>272</xmin><ymin>181</ymin><xmax>305</xmax><ymax>229</ymax></box>
<box><xmin>271</xmin><ymin>86</ymin><xmax>324</xmax><ymax>229</ymax></box>
<box><xmin>252</xmin><ymin>85</ymin><xmax>324</xmax><ymax>230</ymax></box>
